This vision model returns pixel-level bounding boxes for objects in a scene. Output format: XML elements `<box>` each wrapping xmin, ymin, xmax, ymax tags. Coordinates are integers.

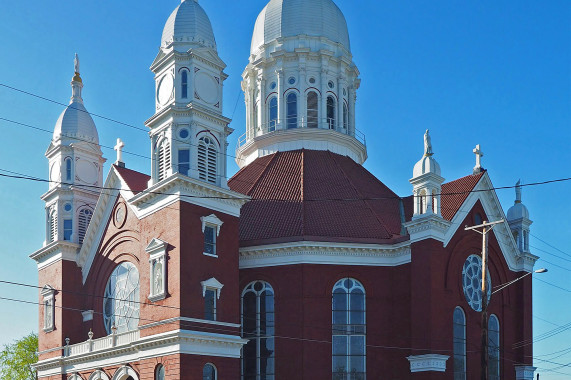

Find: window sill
<box><xmin>43</xmin><ymin>326</ymin><xmax>54</xmax><ymax>333</ymax></box>
<box><xmin>203</xmin><ymin>252</ymin><xmax>218</xmax><ymax>258</ymax></box>
<box><xmin>148</xmin><ymin>293</ymin><xmax>167</xmax><ymax>302</ymax></box>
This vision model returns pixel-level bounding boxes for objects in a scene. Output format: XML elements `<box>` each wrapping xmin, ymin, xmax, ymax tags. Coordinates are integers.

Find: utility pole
<box><xmin>465</xmin><ymin>219</ymin><xmax>503</xmax><ymax>380</ymax></box>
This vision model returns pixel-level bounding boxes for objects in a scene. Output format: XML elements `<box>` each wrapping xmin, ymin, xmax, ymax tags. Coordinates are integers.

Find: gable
<box><xmin>443</xmin><ymin>172</ymin><xmax>538</xmax><ymax>272</ymax></box>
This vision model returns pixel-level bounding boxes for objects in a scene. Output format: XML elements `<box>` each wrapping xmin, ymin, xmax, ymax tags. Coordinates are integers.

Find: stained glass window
<box><xmin>103</xmin><ymin>262</ymin><xmax>140</xmax><ymax>334</ymax></box>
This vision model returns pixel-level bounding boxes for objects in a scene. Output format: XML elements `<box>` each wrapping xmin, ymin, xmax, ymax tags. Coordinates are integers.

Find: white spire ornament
<box><xmin>473</xmin><ymin>144</ymin><xmax>484</xmax><ymax>174</ymax></box>
<box><xmin>114</xmin><ymin>138</ymin><xmax>125</xmax><ymax>168</ymax></box>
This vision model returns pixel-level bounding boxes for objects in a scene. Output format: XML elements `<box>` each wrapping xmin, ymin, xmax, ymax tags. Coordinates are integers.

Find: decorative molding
<box><xmin>110</xmin><ymin>366</ymin><xmax>138</xmax><ymax>380</ymax></box>
<box><xmin>443</xmin><ymin>172</ymin><xmax>539</xmax><ymax>272</ymax></box>
<box><xmin>30</xmin><ymin>241</ymin><xmax>80</xmax><ymax>270</ymax></box>
<box><xmin>41</xmin><ymin>285</ymin><xmax>56</xmax><ymax>333</ymax></box>
<box><xmin>200</xmin><ymin>214</ymin><xmax>223</xmax><ymax>236</ymax></box>
<box><xmin>146</xmin><ymin>238</ymin><xmax>168</xmax><ymax>302</ymax></box>
<box><xmin>88</xmin><ymin>370</ymin><xmax>110</xmax><ymax>380</ymax></box>
<box><xmin>404</xmin><ymin>214</ymin><xmax>451</xmax><ymax>243</ymax></box>
<box><xmin>515</xmin><ymin>365</ymin><xmax>537</xmax><ymax>380</ymax></box>
<box><xmin>201</xmin><ymin>277</ymin><xmax>224</xmax><ymax>299</ymax></box>
<box><xmin>239</xmin><ymin>240</ymin><xmax>411</xmax><ymax>268</ymax></box>
<box><xmin>33</xmin><ymin>329</ymin><xmax>247</xmax><ymax>378</ymax></box>
<box><xmin>406</xmin><ymin>354</ymin><xmax>449</xmax><ymax>372</ymax></box>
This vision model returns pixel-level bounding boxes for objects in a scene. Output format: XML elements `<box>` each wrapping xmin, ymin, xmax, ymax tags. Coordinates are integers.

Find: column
<box><xmin>299</xmin><ymin>65</ymin><xmax>307</xmax><ymax>128</ymax></box>
<box><xmin>337</xmin><ymin>75</ymin><xmax>344</xmax><ymax>132</ymax></box>
<box><xmin>320</xmin><ymin>68</ymin><xmax>328</xmax><ymax>129</ymax></box>
<box><xmin>276</xmin><ymin>69</ymin><xmax>284</xmax><ymax>129</ymax></box>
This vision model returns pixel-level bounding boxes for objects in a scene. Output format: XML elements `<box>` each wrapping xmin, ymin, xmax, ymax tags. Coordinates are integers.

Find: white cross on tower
<box><xmin>114</xmin><ymin>138</ymin><xmax>125</xmax><ymax>166</ymax></box>
<box><xmin>473</xmin><ymin>144</ymin><xmax>484</xmax><ymax>174</ymax></box>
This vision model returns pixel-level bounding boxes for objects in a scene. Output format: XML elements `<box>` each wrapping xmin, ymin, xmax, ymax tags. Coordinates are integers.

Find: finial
<box><xmin>111</xmin><ymin>323</ymin><xmax>117</xmax><ymax>335</ymax></box>
<box><xmin>88</xmin><ymin>328</ymin><xmax>94</xmax><ymax>340</ymax></box>
<box><xmin>114</xmin><ymin>138</ymin><xmax>125</xmax><ymax>168</ymax></box>
<box><xmin>423</xmin><ymin>129</ymin><xmax>433</xmax><ymax>157</ymax></box>
<box><xmin>515</xmin><ymin>180</ymin><xmax>522</xmax><ymax>204</ymax></box>
<box><xmin>72</xmin><ymin>53</ymin><xmax>82</xmax><ymax>83</ymax></box>
<box><xmin>473</xmin><ymin>144</ymin><xmax>484</xmax><ymax>174</ymax></box>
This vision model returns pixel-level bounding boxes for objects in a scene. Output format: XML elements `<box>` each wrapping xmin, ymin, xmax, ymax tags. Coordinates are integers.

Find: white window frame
<box><xmin>146</xmin><ymin>238</ymin><xmax>168</xmax><ymax>302</ymax></box>
<box><xmin>200</xmin><ymin>214</ymin><xmax>223</xmax><ymax>257</ymax></box>
<box><xmin>201</xmin><ymin>277</ymin><xmax>224</xmax><ymax>321</ymax></box>
<box><xmin>41</xmin><ymin>285</ymin><xmax>56</xmax><ymax>332</ymax></box>
<box><xmin>203</xmin><ymin>363</ymin><xmax>218</xmax><ymax>380</ymax></box>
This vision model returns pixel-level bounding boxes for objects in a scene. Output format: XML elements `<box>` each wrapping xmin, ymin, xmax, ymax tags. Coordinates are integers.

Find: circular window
<box><xmin>270</xmin><ymin>82</ymin><xmax>277</xmax><ymax>90</ymax></box>
<box><xmin>288</xmin><ymin>76</ymin><xmax>296</xmax><ymax>85</ymax></box>
<box><xmin>328</xmin><ymin>81</ymin><xmax>335</xmax><ymax>89</ymax></box>
<box><xmin>64</xmin><ymin>203</ymin><xmax>72</xmax><ymax>212</ymax></box>
<box><xmin>103</xmin><ymin>262</ymin><xmax>140</xmax><ymax>334</ymax></box>
<box><xmin>462</xmin><ymin>254</ymin><xmax>491</xmax><ymax>312</ymax></box>
<box><xmin>178</xmin><ymin>128</ymin><xmax>189</xmax><ymax>139</ymax></box>
<box><xmin>308</xmin><ymin>77</ymin><xmax>316</xmax><ymax>84</ymax></box>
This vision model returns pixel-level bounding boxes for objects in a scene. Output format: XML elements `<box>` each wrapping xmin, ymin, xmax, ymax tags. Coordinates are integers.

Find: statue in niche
<box><xmin>45</xmin><ymin>300</ymin><xmax>52</xmax><ymax>328</ymax></box>
<box><xmin>153</xmin><ymin>261</ymin><xmax>163</xmax><ymax>295</ymax></box>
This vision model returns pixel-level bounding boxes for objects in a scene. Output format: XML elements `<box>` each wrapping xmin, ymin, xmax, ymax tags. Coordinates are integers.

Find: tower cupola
<box><xmin>237</xmin><ymin>0</ymin><xmax>365</xmax><ymax>168</ymax></box>
<box><xmin>161</xmin><ymin>0</ymin><xmax>217</xmax><ymax>52</ymax></box>
<box><xmin>507</xmin><ymin>180</ymin><xmax>532</xmax><ymax>253</ymax></box>
<box><xmin>410</xmin><ymin>130</ymin><xmax>444</xmax><ymax>217</ymax></box>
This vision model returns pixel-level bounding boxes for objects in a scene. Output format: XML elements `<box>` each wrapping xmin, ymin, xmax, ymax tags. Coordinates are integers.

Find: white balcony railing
<box><xmin>236</xmin><ymin>117</ymin><xmax>366</xmax><ymax>150</ymax></box>
<box><xmin>64</xmin><ymin>330</ymin><xmax>140</xmax><ymax>357</ymax></box>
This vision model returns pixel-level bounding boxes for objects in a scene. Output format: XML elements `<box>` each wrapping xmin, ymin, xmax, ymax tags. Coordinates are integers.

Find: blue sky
<box><xmin>0</xmin><ymin>0</ymin><xmax>569</xmax><ymax>377</ymax></box>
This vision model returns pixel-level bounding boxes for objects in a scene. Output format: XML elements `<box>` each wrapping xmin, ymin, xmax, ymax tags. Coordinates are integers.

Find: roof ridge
<box><xmin>329</xmin><ymin>151</ymin><xmax>392</xmax><ymax>238</ymax></box>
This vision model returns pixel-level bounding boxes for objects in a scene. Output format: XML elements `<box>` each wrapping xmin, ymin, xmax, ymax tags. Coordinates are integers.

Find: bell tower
<box><xmin>43</xmin><ymin>54</ymin><xmax>105</xmax><ymax>246</ymax></box>
<box><xmin>145</xmin><ymin>0</ymin><xmax>231</xmax><ymax>188</ymax></box>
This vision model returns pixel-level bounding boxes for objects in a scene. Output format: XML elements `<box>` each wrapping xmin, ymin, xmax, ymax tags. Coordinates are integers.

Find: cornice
<box><xmin>145</xmin><ymin>103</ymin><xmax>230</xmax><ymax>130</ymax></box>
<box><xmin>404</xmin><ymin>214</ymin><xmax>451</xmax><ymax>243</ymax></box>
<box><xmin>239</xmin><ymin>240</ymin><xmax>411</xmax><ymax>268</ymax></box>
<box><xmin>30</xmin><ymin>241</ymin><xmax>81</xmax><ymax>269</ymax></box>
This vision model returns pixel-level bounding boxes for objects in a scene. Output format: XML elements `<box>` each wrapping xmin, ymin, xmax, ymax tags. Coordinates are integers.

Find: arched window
<box><xmin>489</xmin><ymin>315</ymin><xmax>500</xmax><ymax>380</ymax></box>
<box><xmin>155</xmin><ymin>364</ymin><xmax>165</xmax><ymax>380</ymax></box>
<box><xmin>48</xmin><ymin>206</ymin><xmax>57</xmax><ymax>243</ymax></box>
<box><xmin>198</xmin><ymin>136</ymin><xmax>218</xmax><ymax>184</ymax></box>
<box><xmin>157</xmin><ymin>139</ymin><xmax>171</xmax><ymax>182</ymax></box>
<box><xmin>343</xmin><ymin>103</ymin><xmax>348</xmax><ymax>131</ymax></box>
<box><xmin>203</xmin><ymin>363</ymin><xmax>217</xmax><ymax>380</ymax></box>
<box><xmin>327</xmin><ymin>96</ymin><xmax>336</xmax><ymax>129</ymax></box>
<box><xmin>286</xmin><ymin>92</ymin><xmax>297</xmax><ymax>129</ymax></box>
<box><xmin>268</xmin><ymin>97</ymin><xmax>278</xmax><ymax>132</ymax></box>
<box><xmin>453</xmin><ymin>307</ymin><xmax>467</xmax><ymax>380</ymax></box>
<box><xmin>181</xmin><ymin>70</ymin><xmax>188</xmax><ymax>99</ymax></box>
<box><xmin>65</xmin><ymin>158</ymin><xmax>72</xmax><ymax>181</ymax></box>
<box><xmin>78</xmin><ymin>207</ymin><xmax>93</xmax><ymax>244</ymax></box>
<box><xmin>307</xmin><ymin>92</ymin><xmax>318</xmax><ymax>128</ymax></box>
<box><xmin>332</xmin><ymin>278</ymin><xmax>365</xmax><ymax>380</ymax></box>
<box><xmin>103</xmin><ymin>262</ymin><xmax>140</xmax><ymax>334</ymax></box>
<box><xmin>242</xmin><ymin>281</ymin><xmax>275</xmax><ymax>380</ymax></box>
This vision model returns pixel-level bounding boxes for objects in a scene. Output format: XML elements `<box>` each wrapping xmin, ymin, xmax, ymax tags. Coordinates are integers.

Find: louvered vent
<box><xmin>157</xmin><ymin>140</ymin><xmax>171</xmax><ymax>181</ymax></box>
<box><xmin>49</xmin><ymin>209</ymin><xmax>57</xmax><ymax>243</ymax></box>
<box><xmin>198</xmin><ymin>137</ymin><xmax>217</xmax><ymax>185</ymax></box>
<box><xmin>78</xmin><ymin>208</ymin><xmax>93</xmax><ymax>244</ymax></box>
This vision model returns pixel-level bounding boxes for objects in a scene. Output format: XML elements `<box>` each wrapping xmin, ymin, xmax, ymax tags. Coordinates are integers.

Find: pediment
<box><xmin>145</xmin><ymin>238</ymin><xmax>168</xmax><ymax>254</ymax></box>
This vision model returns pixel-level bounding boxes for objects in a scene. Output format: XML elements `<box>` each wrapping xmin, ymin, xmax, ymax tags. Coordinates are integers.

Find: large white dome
<box><xmin>251</xmin><ymin>0</ymin><xmax>350</xmax><ymax>54</ymax></box>
<box><xmin>53</xmin><ymin>100</ymin><xmax>99</xmax><ymax>144</ymax></box>
<box><xmin>161</xmin><ymin>0</ymin><xmax>216</xmax><ymax>50</ymax></box>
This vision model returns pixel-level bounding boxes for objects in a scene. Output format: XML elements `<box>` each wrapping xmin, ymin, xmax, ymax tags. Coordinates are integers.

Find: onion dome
<box><xmin>507</xmin><ymin>180</ymin><xmax>530</xmax><ymax>220</ymax></box>
<box><xmin>251</xmin><ymin>0</ymin><xmax>350</xmax><ymax>54</ymax></box>
<box><xmin>53</xmin><ymin>54</ymin><xmax>99</xmax><ymax>144</ymax></box>
<box><xmin>161</xmin><ymin>0</ymin><xmax>216</xmax><ymax>50</ymax></box>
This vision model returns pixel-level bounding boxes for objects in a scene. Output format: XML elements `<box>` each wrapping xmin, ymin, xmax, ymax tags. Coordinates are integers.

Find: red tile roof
<box><xmin>229</xmin><ymin>150</ymin><xmax>408</xmax><ymax>246</ymax></box>
<box><xmin>440</xmin><ymin>171</ymin><xmax>485</xmax><ymax>221</ymax></box>
<box><xmin>114</xmin><ymin>165</ymin><xmax>150</xmax><ymax>195</ymax></box>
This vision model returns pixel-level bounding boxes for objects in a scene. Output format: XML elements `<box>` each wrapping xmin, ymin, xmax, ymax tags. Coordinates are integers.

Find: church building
<box><xmin>30</xmin><ymin>0</ymin><xmax>539</xmax><ymax>379</ymax></box>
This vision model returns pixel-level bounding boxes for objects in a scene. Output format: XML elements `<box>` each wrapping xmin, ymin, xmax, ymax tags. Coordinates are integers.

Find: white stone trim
<box><xmin>41</xmin><ymin>285</ymin><xmax>56</xmax><ymax>333</ymax></box>
<box><xmin>200</xmin><ymin>214</ymin><xmax>223</xmax><ymax>236</ymax></box>
<box><xmin>146</xmin><ymin>238</ymin><xmax>168</xmax><ymax>302</ymax></box>
<box><xmin>515</xmin><ymin>365</ymin><xmax>537</xmax><ymax>380</ymax></box>
<box><xmin>34</xmin><ymin>329</ymin><xmax>247</xmax><ymax>378</ymax></box>
<box><xmin>88</xmin><ymin>370</ymin><xmax>110</xmax><ymax>380</ymax></box>
<box><xmin>111</xmin><ymin>366</ymin><xmax>138</xmax><ymax>380</ymax></box>
<box><xmin>443</xmin><ymin>172</ymin><xmax>539</xmax><ymax>272</ymax></box>
<box><xmin>30</xmin><ymin>241</ymin><xmax>80</xmax><ymax>270</ymax></box>
<box><xmin>406</xmin><ymin>354</ymin><xmax>449</xmax><ymax>372</ymax></box>
<box><xmin>239</xmin><ymin>240</ymin><xmax>411</xmax><ymax>268</ymax></box>
<box><xmin>404</xmin><ymin>213</ymin><xmax>451</xmax><ymax>243</ymax></box>
<box><xmin>201</xmin><ymin>277</ymin><xmax>224</xmax><ymax>299</ymax></box>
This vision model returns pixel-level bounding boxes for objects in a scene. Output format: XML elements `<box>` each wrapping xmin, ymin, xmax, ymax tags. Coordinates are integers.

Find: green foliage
<box><xmin>0</xmin><ymin>332</ymin><xmax>38</xmax><ymax>380</ymax></box>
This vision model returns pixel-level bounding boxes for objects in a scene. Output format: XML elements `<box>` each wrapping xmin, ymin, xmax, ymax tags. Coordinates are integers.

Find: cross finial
<box><xmin>114</xmin><ymin>138</ymin><xmax>125</xmax><ymax>167</ymax></box>
<box><xmin>473</xmin><ymin>144</ymin><xmax>484</xmax><ymax>174</ymax></box>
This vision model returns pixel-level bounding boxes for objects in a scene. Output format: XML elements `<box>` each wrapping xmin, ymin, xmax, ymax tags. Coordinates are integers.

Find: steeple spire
<box><xmin>71</xmin><ymin>53</ymin><xmax>83</xmax><ymax>103</ymax></box>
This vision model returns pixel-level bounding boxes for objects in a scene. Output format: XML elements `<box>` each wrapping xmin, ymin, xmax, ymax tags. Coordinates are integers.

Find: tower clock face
<box><xmin>195</xmin><ymin>72</ymin><xmax>218</xmax><ymax>104</ymax></box>
<box><xmin>157</xmin><ymin>74</ymin><xmax>174</xmax><ymax>106</ymax></box>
